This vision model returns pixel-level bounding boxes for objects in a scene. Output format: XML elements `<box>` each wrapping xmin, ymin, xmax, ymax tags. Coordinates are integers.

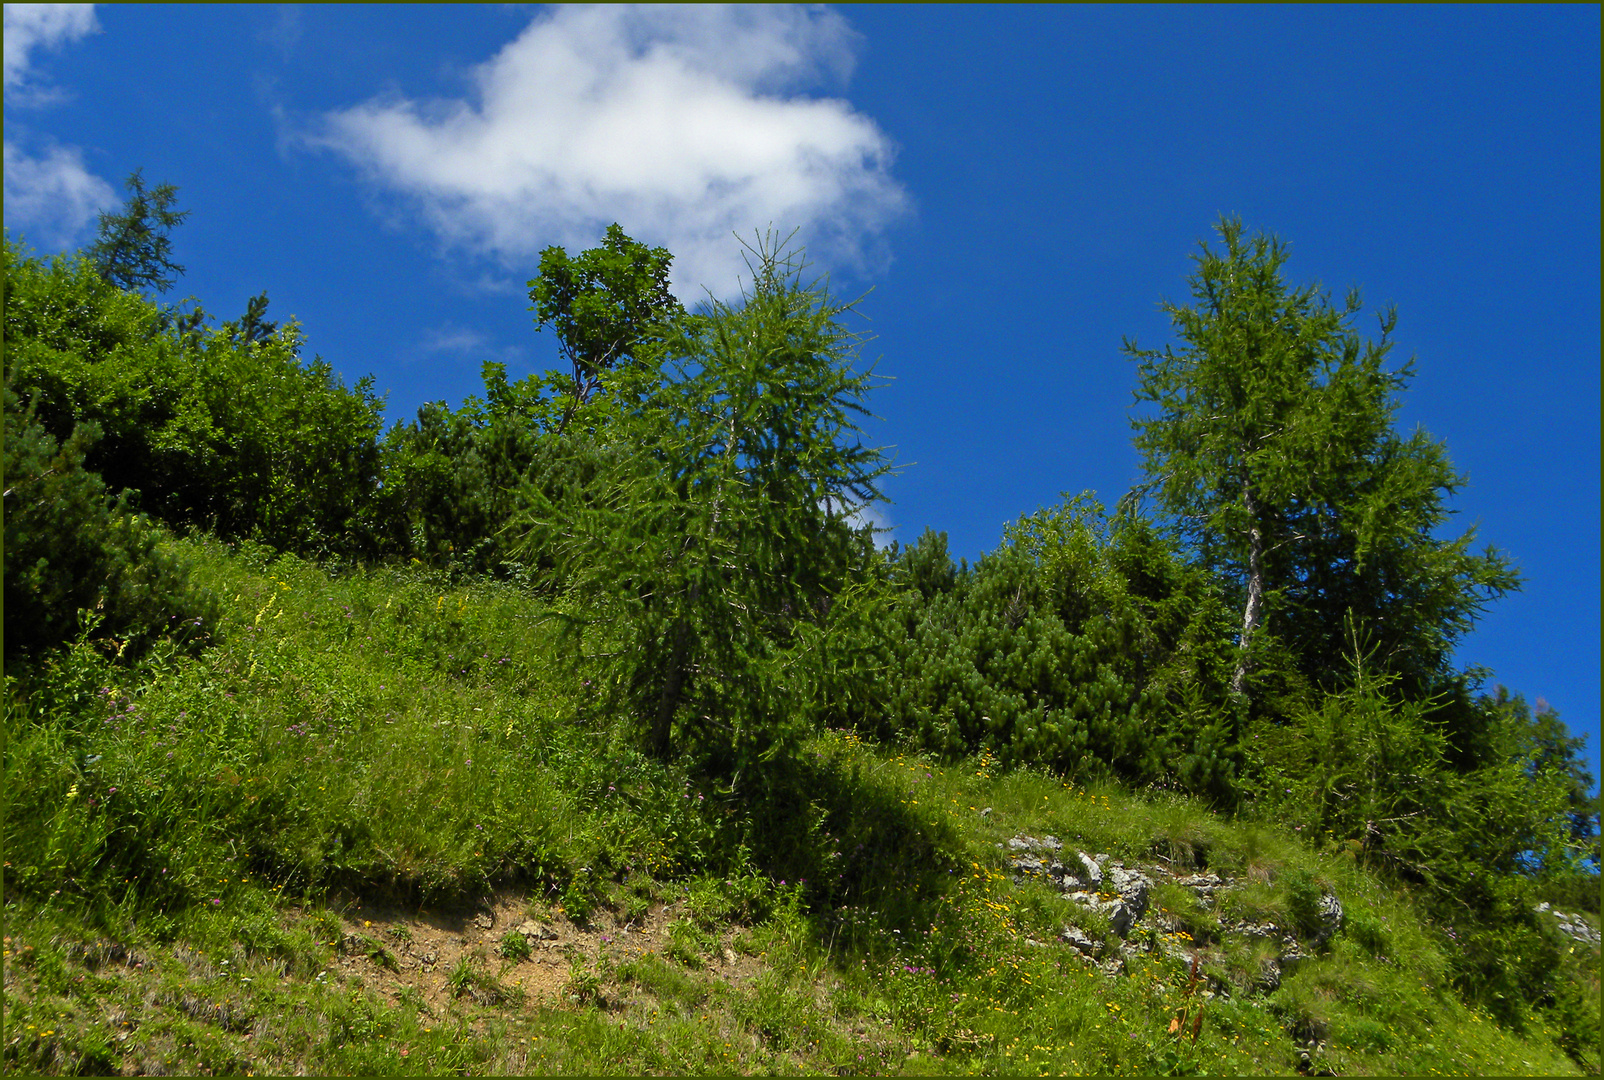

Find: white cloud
<box><xmin>2</xmin><ymin>139</ymin><xmax>115</xmax><ymax>249</ymax></box>
<box><xmin>3</xmin><ymin>5</ymin><xmax>112</xmax><ymax>249</ymax></box>
<box><xmin>313</xmin><ymin>4</ymin><xmax>907</xmax><ymax>299</ymax></box>
<box><xmin>418</xmin><ymin>325</ymin><xmax>494</xmax><ymax>356</ymax></box>
<box><xmin>3</xmin><ymin>3</ymin><xmax>98</xmax><ymax>95</ymax></box>
<box><xmin>834</xmin><ymin>495</ymin><xmax>896</xmax><ymax>549</ymax></box>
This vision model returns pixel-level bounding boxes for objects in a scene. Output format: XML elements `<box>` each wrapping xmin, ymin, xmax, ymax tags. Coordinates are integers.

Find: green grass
<box><xmin>4</xmin><ymin>533</ymin><xmax>1595</xmax><ymax>1075</ymax></box>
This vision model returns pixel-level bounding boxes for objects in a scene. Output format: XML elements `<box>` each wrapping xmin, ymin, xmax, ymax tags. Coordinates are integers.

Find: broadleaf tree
<box><xmin>527</xmin><ymin>223</ymin><xmax>685</xmax><ymax>433</ymax></box>
<box><xmin>1121</xmin><ymin>217</ymin><xmax>1520</xmax><ymax>706</ymax></box>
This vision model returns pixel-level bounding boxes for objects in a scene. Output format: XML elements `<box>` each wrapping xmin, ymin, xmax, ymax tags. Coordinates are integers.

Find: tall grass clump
<box><xmin>3</xmin><ymin>534</ymin><xmax>728</xmax><ymax>931</ymax></box>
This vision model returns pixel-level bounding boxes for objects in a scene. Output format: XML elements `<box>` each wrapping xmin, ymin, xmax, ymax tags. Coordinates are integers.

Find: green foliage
<box><xmin>856</xmin><ymin>495</ymin><xmax>1240</xmax><ymax>799</ymax></box>
<box><xmin>1545</xmin><ymin>953</ymin><xmax>1602</xmax><ymax>1072</ymax></box>
<box><xmin>1283</xmin><ymin>867</ymin><xmax>1325</xmax><ymax>944</ymax></box>
<box><xmin>511</xmin><ymin>232</ymin><xmax>891</xmax><ymax>782</ymax></box>
<box><xmin>895</xmin><ymin>526</ymin><xmax>962</xmax><ymax>600</ymax></box>
<box><xmin>1517</xmin><ymin>694</ymin><xmax>1601</xmax><ymax>880</ymax></box>
<box><xmin>151</xmin><ymin>320</ymin><xmax>386</xmax><ymax>554</ymax></box>
<box><xmin>3</xmin><ymin>382</ymin><xmax>217</xmax><ymax>665</ymax></box>
<box><xmin>85</xmin><ymin>169</ymin><xmax>190</xmax><ymax>295</ymax></box>
<box><xmin>378</xmin><ymin>223</ymin><xmax>696</xmax><ymax>576</ymax></box>
<box><xmin>2</xmin><ymin>537</ymin><xmax>699</xmax><ymax>911</ymax></box>
<box><xmin>231</xmin><ymin>291</ymin><xmax>278</xmax><ymax>347</ymax></box>
<box><xmin>790</xmin><ymin>535</ymin><xmax>906</xmax><ymax>740</ymax></box>
<box><xmin>496</xmin><ymin>929</ymin><xmax>531</xmax><ymax>963</ymax></box>
<box><xmin>1267</xmin><ymin>628</ymin><xmax>1571</xmax><ymax>890</ymax></box>
<box><xmin>376</xmin><ymin>361</ymin><xmax>630</xmax><ymax>578</ymax></box>
<box><xmin>1114</xmin><ymin>218</ymin><xmax>1589</xmax><ymax>1058</ymax></box>
<box><xmin>4</xmin><ymin>234</ymin><xmax>178</xmax><ymax>488</ymax></box>
<box><xmin>2</xmin><ymin>546</ymin><xmax>1591</xmax><ymax>1075</ymax></box>
<box><xmin>3</xmin><ymin>214</ymin><xmax>1592</xmax><ymax>1076</ymax></box>
<box><xmin>4</xmin><ymin>237</ymin><xmax>387</xmax><ymax>557</ymax></box>
<box><xmin>1250</xmin><ymin>625</ymin><xmax>1594</xmax><ymax>1034</ymax></box>
<box><xmin>378</xmin><ymin>381</ymin><xmax>539</xmax><ymax>574</ymax></box>
<box><xmin>528</xmin><ymin>222</ymin><xmax>685</xmax><ymax>429</ymax></box>
<box><xmin>1123</xmin><ymin>216</ymin><xmax>1520</xmax><ymax>704</ymax></box>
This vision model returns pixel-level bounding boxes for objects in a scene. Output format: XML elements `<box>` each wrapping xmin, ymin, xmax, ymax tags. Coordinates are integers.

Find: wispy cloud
<box><xmin>3</xmin><ymin>3</ymin><xmax>97</xmax><ymax>98</ymax></box>
<box><xmin>2</xmin><ymin>5</ymin><xmax>113</xmax><ymax>250</ymax></box>
<box><xmin>255</xmin><ymin>5</ymin><xmax>303</xmax><ymax>61</ymax></box>
<box><xmin>311</xmin><ymin>5</ymin><xmax>907</xmax><ymax>299</ymax></box>
<box><xmin>409</xmin><ymin>323</ymin><xmax>528</xmax><ymax>368</ymax></box>
<box><xmin>2</xmin><ymin>140</ymin><xmax>115</xmax><ymax>248</ymax></box>
<box><xmin>418</xmin><ymin>325</ymin><xmax>493</xmax><ymax>356</ymax></box>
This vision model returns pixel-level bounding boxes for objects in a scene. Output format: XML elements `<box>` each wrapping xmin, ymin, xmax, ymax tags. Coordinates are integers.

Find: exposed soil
<box><xmin>319</xmin><ymin>888</ymin><xmax>766</xmax><ymax>1022</ymax></box>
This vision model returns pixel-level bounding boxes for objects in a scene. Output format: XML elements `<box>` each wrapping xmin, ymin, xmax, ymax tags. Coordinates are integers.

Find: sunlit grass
<box><xmin>2</xmin><ymin>533</ymin><xmax>1591</xmax><ymax>1076</ymax></box>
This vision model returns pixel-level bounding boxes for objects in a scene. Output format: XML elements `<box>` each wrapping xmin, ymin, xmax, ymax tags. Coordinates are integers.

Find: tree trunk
<box><xmin>647</xmin><ymin>409</ymin><xmax>738</xmax><ymax>759</ymax></box>
<box><xmin>648</xmin><ymin>615</ymin><xmax>693</xmax><ymax>758</ymax></box>
<box><xmin>1231</xmin><ymin>482</ymin><xmax>1266</xmax><ymax>700</ymax></box>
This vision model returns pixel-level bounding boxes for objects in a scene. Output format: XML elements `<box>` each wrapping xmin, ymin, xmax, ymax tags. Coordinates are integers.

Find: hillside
<box><xmin>4</xmin><ymin>535</ymin><xmax>1597</xmax><ymax>1076</ymax></box>
<box><xmin>6</xmin><ymin>214</ymin><xmax>1599</xmax><ymax>1076</ymax></box>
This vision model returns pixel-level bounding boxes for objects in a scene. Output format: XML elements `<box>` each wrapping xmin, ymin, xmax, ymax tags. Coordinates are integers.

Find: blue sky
<box><xmin>5</xmin><ymin>4</ymin><xmax>1598</xmax><ymax>784</ymax></box>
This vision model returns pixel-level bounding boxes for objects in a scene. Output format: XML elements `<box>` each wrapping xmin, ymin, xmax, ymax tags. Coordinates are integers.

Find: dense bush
<box><xmin>152</xmin><ymin>320</ymin><xmax>386</xmax><ymax>555</ymax></box>
<box><xmin>380</xmin><ymin>394</ymin><xmax>536</xmax><ymax>574</ymax></box>
<box><xmin>1246</xmin><ymin>633</ymin><xmax>1599</xmax><ymax>1036</ymax></box>
<box><xmin>808</xmin><ymin>495</ymin><xmax>1243</xmax><ymax>799</ymax></box>
<box><xmin>3</xmin><ymin>238</ymin><xmax>386</xmax><ymax>557</ymax></box>
<box><xmin>3</xmin><ymin>237</ymin><xmax>179</xmax><ymax>499</ymax></box>
<box><xmin>376</xmin><ymin>362</ymin><xmax>626</xmax><ymax>580</ymax></box>
<box><xmin>3</xmin><ymin>384</ymin><xmax>216</xmax><ymax>666</ymax></box>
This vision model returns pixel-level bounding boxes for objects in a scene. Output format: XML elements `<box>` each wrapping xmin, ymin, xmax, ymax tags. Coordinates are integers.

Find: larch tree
<box><xmin>511</xmin><ymin>232</ymin><xmax>891</xmax><ymax>778</ymax></box>
<box><xmin>1122</xmin><ymin>217</ymin><xmax>1519</xmax><ymax>706</ymax></box>
<box><xmin>86</xmin><ymin>169</ymin><xmax>190</xmax><ymax>295</ymax></box>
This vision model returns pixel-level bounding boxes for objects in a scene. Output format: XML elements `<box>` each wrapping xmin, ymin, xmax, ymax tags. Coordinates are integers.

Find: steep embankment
<box><xmin>4</xmin><ymin>535</ymin><xmax>1596</xmax><ymax>1075</ymax></box>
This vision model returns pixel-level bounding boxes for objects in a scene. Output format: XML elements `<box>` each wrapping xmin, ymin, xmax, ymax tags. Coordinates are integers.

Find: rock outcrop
<box><xmin>1536</xmin><ymin>902</ymin><xmax>1601</xmax><ymax>948</ymax></box>
<box><xmin>1004</xmin><ymin>833</ymin><xmax>1346</xmax><ymax>997</ymax></box>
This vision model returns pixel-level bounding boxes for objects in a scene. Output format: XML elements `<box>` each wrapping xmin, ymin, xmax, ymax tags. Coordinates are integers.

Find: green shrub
<box><xmin>3</xmin><ymin>384</ymin><xmax>216</xmax><ymax>666</ymax></box>
<box><xmin>1344</xmin><ymin>909</ymin><xmax>1390</xmax><ymax>959</ymax></box>
<box><xmin>376</xmin><ymin>364</ymin><xmax>619</xmax><ymax>579</ymax></box>
<box><xmin>497</xmin><ymin>929</ymin><xmax>532</xmax><ymax>963</ymax></box>
<box><xmin>4</xmin><ymin>237</ymin><xmax>386</xmax><ymax>559</ymax></box>
<box><xmin>155</xmin><ymin>321</ymin><xmax>387</xmax><ymax>556</ymax></box>
<box><xmin>1545</xmin><ymin>965</ymin><xmax>1601</xmax><ymax>1072</ymax></box>
<box><xmin>865</xmin><ymin>495</ymin><xmax>1240</xmax><ymax>797</ymax></box>
<box><xmin>1285</xmin><ymin>867</ymin><xmax>1325</xmax><ymax>943</ymax></box>
<box><xmin>666</xmin><ymin>918</ymin><xmax>712</xmax><ymax>968</ymax></box>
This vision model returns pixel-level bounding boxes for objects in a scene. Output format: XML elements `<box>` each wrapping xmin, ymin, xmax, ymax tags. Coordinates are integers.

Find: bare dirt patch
<box><xmin>319</xmin><ymin>887</ymin><xmax>765</xmax><ymax>1020</ymax></box>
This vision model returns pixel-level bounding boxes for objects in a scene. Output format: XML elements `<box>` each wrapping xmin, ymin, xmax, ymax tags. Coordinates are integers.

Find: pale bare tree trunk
<box><xmin>1232</xmin><ymin>481</ymin><xmax>1266</xmax><ymax>700</ymax></box>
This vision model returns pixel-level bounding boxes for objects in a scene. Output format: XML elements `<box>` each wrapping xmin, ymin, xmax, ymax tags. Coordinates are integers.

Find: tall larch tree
<box><xmin>1122</xmin><ymin>217</ymin><xmax>1519</xmax><ymax>706</ymax></box>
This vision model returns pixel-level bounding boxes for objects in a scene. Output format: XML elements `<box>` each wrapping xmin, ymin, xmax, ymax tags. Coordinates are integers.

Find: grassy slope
<box><xmin>3</xmin><ymin>535</ymin><xmax>1595</xmax><ymax>1076</ymax></box>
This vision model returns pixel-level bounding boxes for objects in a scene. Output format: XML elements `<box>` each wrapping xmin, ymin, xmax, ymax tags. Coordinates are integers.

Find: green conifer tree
<box><xmin>1122</xmin><ymin>217</ymin><xmax>1519</xmax><ymax>706</ymax></box>
<box><xmin>86</xmin><ymin>169</ymin><xmax>190</xmax><ymax>295</ymax></box>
